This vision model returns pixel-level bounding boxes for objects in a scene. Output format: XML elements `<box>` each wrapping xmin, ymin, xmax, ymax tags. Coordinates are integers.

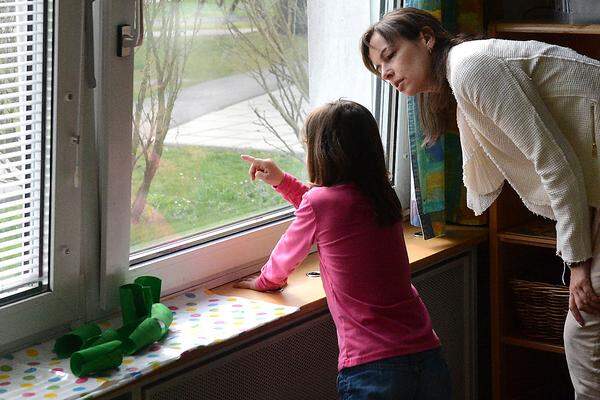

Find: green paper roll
<box><xmin>120</xmin><ymin>283</ymin><xmax>153</xmax><ymax>326</ymax></box>
<box><xmin>135</xmin><ymin>276</ymin><xmax>162</xmax><ymax>304</ymax></box>
<box><xmin>86</xmin><ymin>328</ymin><xmax>121</xmax><ymax>348</ymax></box>
<box><xmin>151</xmin><ymin>303</ymin><xmax>173</xmax><ymax>337</ymax></box>
<box><xmin>70</xmin><ymin>340</ymin><xmax>123</xmax><ymax>377</ymax></box>
<box><xmin>53</xmin><ymin>323</ymin><xmax>102</xmax><ymax>358</ymax></box>
<box><xmin>116</xmin><ymin>321</ymin><xmax>139</xmax><ymax>339</ymax></box>
<box><xmin>122</xmin><ymin>317</ymin><xmax>163</xmax><ymax>355</ymax></box>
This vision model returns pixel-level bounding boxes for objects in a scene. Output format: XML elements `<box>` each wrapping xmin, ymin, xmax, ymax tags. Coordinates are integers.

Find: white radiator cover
<box><xmin>141</xmin><ymin>252</ymin><xmax>477</xmax><ymax>400</ymax></box>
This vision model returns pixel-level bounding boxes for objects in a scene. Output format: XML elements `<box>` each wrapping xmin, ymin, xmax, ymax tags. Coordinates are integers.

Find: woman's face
<box><xmin>368</xmin><ymin>31</ymin><xmax>436</xmax><ymax>96</ymax></box>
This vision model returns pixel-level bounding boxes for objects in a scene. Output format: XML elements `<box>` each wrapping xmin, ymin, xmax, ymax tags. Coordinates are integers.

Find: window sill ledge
<box><xmin>212</xmin><ymin>223</ymin><xmax>488</xmax><ymax>310</ymax></box>
<box><xmin>1</xmin><ymin>224</ymin><xmax>486</xmax><ymax>400</ymax></box>
<box><xmin>95</xmin><ymin>223</ymin><xmax>487</xmax><ymax>399</ymax></box>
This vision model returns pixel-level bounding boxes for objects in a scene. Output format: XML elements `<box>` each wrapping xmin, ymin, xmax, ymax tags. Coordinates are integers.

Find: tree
<box><xmin>222</xmin><ymin>0</ymin><xmax>308</xmax><ymax>160</ymax></box>
<box><xmin>130</xmin><ymin>0</ymin><xmax>204</xmax><ymax>223</ymax></box>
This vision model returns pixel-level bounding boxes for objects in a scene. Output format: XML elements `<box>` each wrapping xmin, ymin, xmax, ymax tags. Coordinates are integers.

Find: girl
<box><xmin>360</xmin><ymin>7</ymin><xmax>600</xmax><ymax>398</ymax></box>
<box><xmin>236</xmin><ymin>100</ymin><xmax>452</xmax><ymax>400</ymax></box>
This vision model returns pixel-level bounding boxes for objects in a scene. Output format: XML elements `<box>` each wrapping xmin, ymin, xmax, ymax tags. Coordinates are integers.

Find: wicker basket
<box><xmin>510</xmin><ymin>279</ymin><xmax>570</xmax><ymax>343</ymax></box>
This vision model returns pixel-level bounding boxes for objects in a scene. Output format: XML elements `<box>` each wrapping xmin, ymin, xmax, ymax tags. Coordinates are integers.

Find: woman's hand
<box><xmin>241</xmin><ymin>155</ymin><xmax>284</xmax><ymax>186</ymax></box>
<box><xmin>569</xmin><ymin>259</ymin><xmax>600</xmax><ymax>326</ymax></box>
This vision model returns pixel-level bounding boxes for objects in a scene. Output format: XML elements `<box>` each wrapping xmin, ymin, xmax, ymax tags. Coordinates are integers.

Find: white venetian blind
<box><xmin>0</xmin><ymin>0</ymin><xmax>52</xmax><ymax>302</ymax></box>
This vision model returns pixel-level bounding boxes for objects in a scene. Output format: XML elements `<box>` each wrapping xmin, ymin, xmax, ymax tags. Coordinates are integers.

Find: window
<box><xmin>0</xmin><ymin>0</ymin><xmax>50</xmax><ymax>303</ymax></box>
<box><xmin>0</xmin><ymin>0</ymin><xmax>84</xmax><ymax>351</ymax></box>
<box><xmin>0</xmin><ymin>0</ymin><xmax>403</xmax><ymax>352</ymax></box>
<box><xmin>129</xmin><ymin>0</ymin><xmax>309</xmax><ymax>260</ymax></box>
<box><xmin>98</xmin><ymin>0</ymin><xmax>375</xmax><ymax>308</ymax></box>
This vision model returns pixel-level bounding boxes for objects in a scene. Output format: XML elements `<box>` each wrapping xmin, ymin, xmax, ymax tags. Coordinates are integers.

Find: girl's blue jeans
<box><xmin>337</xmin><ymin>347</ymin><xmax>453</xmax><ymax>400</ymax></box>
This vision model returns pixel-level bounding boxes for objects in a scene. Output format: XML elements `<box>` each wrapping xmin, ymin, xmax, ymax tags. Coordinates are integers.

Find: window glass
<box><xmin>130</xmin><ymin>0</ymin><xmax>308</xmax><ymax>255</ymax></box>
<box><xmin>0</xmin><ymin>0</ymin><xmax>52</xmax><ymax>304</ymax></box>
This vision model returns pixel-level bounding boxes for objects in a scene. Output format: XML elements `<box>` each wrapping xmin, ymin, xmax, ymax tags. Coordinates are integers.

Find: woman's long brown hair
<box><xmin>304</xmin><ymin>100</ymin><xmax>402</xmax><ymax>226</ymax></box>
<box><xmin>360</xmin><ymin>7</ymin><xmax>482</xmax><ymax>145</ymax></box>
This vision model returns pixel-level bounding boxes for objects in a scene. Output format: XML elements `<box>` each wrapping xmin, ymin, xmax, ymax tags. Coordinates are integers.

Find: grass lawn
<box><xmin>130</xmin><ymin>145</ymin><xmax>306</xmax><ymax>252</ymax></box>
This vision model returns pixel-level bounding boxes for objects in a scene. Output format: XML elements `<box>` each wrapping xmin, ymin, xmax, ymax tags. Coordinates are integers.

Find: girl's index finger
<box><xmin>240</xmin><ymin>154</ymin><xmax>256</xmax><ymax>165</ymax></box>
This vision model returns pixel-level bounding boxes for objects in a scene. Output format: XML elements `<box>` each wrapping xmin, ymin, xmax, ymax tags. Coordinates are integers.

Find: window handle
<box><xmin>117</xmin><ymin>0</ymin><xmax>144</xmax><ymax>57</ymax></box>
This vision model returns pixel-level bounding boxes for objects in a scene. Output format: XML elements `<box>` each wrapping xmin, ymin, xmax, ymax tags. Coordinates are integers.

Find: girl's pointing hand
<box><xmin>241</xmin><ymin>154</ymin><xmax>285</xmax><ymax>186</ymax></box>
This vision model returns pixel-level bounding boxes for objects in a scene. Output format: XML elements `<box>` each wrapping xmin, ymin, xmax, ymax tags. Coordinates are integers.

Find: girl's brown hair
<box><xmin>360</xmin><ymin>7</ymin><xmax>482</xmax><ymax>145</ymax></box>
<box><xmin>304</xmin><ymin>99</ymin><xmax>402</xmax><ymax>226</ymax></box>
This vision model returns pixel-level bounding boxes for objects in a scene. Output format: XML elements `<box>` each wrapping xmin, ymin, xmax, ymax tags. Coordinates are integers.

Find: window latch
<box><xmin>117</xmin><ymin>0</ymin><xmax>144</xmax><ymax>57</ymax></box>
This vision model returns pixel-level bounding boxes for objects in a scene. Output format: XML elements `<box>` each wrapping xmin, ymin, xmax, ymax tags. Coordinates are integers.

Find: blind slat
<box><xmin>0</xmin><ymin>203</ymin><xmax>35</xmax><ymax>220</ymax></box>
<box><xmin>0</xmin><ymin>111</ymin><xmax>41</xmax><ymax>125</ymax></box>
<box><xmin>0</xmin><ymin>197</ymin><xmax>38</xmax><ymax>213</ymax></box>
<box><xmin>0</xmin><ymin>236</ymin><xmax>31</xmax><ymax>250</ymax></box>
<box><xmin>0</xmin><ymin>243</ymin><xmax>39</xmax><ymax>260</ymax></box>
<box><xmin>0</xmin><ymin>178</ymin><xmax>43</xmax><ymax>192</ymax></box>
<box><xmin>0</xmin><ymin>153</ymin><xmax>42</xmax><ymax>168</ymax></box>
<box><xmin>0</xmin><ymin>88</ymin><xmax>43</xmax><ymax>101</ymax></box>
<box><xmin>0</xmin><ymin>79</ymin><xmax>44</xmax><ymax>92</ymax></box>
<box><xmin>0</xmin><ymin>254</ymin><xmax>39</xmax><ymax>271</ymax></box>
<box><xmin>0</xmin><ymin>99</ymin><xmax>42</xmax><ymax>112</ymax></box>
<box><xmin>0</xmin><ymin>274</ymin><xmax>43</xmax><ymax>293</ymax></box>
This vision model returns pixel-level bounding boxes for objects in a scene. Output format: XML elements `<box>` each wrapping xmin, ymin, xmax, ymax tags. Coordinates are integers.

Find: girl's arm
<box><xmin>450</xmin><ymin>53</ymin><xmax>592</xmax><ymax>265</ymax></box>
<box><xmin>273</xmin><ymin>172</ymin><xmax>310</xmax><ymax>209</ymax></box>
<box><xmin>245</xmin><ymin>195</ymin><xmax>317</xmax><ymax>291</ymax></box>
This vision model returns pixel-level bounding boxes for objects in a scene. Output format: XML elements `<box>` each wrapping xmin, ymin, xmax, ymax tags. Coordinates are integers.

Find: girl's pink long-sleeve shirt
<box><xmin>256</xmin><ymin>173</ymin><xmax>440</xmax><ymax>371</ymax></box>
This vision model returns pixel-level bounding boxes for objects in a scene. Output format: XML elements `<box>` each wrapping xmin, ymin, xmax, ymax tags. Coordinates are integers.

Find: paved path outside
<box><xmin>169</xmin><ymin>71</ymin><xmax>278</xmax><ymax>128</ymax></box>
<box><xmin>165</xmin><ymin>86</ymin><xmax>305</xmax><ymax>153</ymax></box>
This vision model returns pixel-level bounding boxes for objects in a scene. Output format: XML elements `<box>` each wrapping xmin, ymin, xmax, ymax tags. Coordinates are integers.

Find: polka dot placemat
<box><xmin>0</xmin><ymin>290</ymin><xmax>298</xmax><ymax>399</ymax></box>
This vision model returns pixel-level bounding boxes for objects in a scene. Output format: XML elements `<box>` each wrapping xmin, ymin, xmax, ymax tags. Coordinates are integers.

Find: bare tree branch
<box><xmin>221</xmin><ymin>0</ymin><xmax>308</xmax><ymax>159</ymax></box>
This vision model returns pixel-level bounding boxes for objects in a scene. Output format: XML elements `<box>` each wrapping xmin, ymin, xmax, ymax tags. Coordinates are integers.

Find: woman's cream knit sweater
<box><xmin>447</xmin><ymin>39</ymin><xmax>600</xmax><ymax>264</ymax></box>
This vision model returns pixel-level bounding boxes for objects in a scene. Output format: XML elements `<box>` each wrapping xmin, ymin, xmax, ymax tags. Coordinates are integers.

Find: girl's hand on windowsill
<box><xmin>241</xmin><ymin>154</ymin><xmax>285</xmax><ymax>186</ymax></box>
<box><xmin>233</xmin><ymin>275</ymin><xmax>285</xmax><ymax>293</ymax></box>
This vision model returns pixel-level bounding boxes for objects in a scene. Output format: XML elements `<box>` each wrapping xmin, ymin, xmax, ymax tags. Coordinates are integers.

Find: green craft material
<box><xmin>117</xmin><ymin>321</ymin><xmax>139</xmax><ymax>339</ymax></box>
<box><xmin>70</xmin><ymin>340</ymin><xmax>123</xmax><ymax>377</ymax></box>
<box><xmin>151</xmin><ymin>303</ymin><xmax>173</xmax><ymax>337</ymax></box>
<box><xmin>135</xmin><ymin>276</ymin><xmax>162</xmax><ymax>303</ymax></box>
<box><xmin>55</xmin><ymin>276</ymin><xmax>172</xmax><ymax>378</ymax></box>
<box><xmin>120</xmin><ymin>283</ymin><xmax>154</xmax><ymax>326</ymax></box>
<box><xmin>87</xmin><ymin>328</ymin><xmax>121</xmax><ymax>348</ymax></box>
<box><xmin>121</xmin><ymin>318</ymin><xmax>163</xmax><ymax>355</ymax></box>
<box><xmin>53</xmin><ymin>323</ymin><xmax>102</xmax><ymax>358</ymax></box>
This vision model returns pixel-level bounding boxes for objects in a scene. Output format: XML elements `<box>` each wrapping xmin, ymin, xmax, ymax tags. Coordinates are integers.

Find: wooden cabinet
<box><xmin>487</xmin><ymin>13</ymin><xmax>600</xmax><ymax>400</ymax></box>
<box><xmin>488</xmin><ymin>187</ymin><xmax>572</xmax><ymax>399</ymax></box>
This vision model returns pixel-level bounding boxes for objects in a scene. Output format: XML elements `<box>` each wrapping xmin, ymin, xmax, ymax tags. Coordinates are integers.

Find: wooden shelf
<box><xmin>502</xmin><ymin>335</ymin><xmax>565</xmax><ymax>354</ymax></box>
<box><xmin>490</xmin><ymin>21</ymin><xmax>600</xmax><ymax>35</ymax></box>
<box><xmin>497</xmin><ymin>219</ymin><xmax>556</xmax><ymax>248</ymax></box>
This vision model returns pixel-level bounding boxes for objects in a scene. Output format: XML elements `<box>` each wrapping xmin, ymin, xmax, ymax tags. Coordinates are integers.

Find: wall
<box><xmin>307</xmin><ymin>0</ymin><xmax>373</xmax><ymax>111</ymax></box>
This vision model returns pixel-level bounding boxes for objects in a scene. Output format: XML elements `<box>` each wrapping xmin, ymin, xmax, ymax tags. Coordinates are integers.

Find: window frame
<box><xmin>96</xmin><ymin>0</ymin><xmax>382</xmax><ymax>313</ymax></box>
<box><xmin>0</xmin><ymin>0</ymin><xmax>85</xmax><ymax>353</ymax></box>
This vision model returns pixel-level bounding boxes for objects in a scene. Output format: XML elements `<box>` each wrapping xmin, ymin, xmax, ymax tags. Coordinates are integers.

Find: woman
<box><xmin>360</xmin><ymin>7</ymin><xmax>600</xmax><ymax>399</ymax></box>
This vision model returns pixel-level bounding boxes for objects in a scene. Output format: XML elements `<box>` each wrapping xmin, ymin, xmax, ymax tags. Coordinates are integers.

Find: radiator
<box><xmin>143</xmin><ymin>252</ymin><xmax>476</xmax><ymax>400</ymax></box>
<box><xmin>144</xmin><ymin>312</ymin><xmax>339</xmax><ymax>400</ymax></box>
<box><xmin>413</xmin><ymin>254</ymin><xmax>477</xmax><ymax>400</ymax></box>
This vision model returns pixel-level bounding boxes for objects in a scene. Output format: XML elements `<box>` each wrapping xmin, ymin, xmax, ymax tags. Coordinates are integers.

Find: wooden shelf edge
<box><xmin>490</xmin><ymin>21</ymin><xmax>600</xmax><ymax>35</ymax></box>
<box><xmin>502</xmin><ymin>335</ymin><xmax>565</xmax><ymax>354</ymax></box>
<box><xmin>496</xmin><ymin>232</ymin><xmax>556</xmax><ymax>248</ymax></box>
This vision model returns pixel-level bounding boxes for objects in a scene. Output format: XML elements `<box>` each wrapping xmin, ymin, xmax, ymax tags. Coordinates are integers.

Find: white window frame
<box><xmin>96</xmin><ymin>0</ymin><xmax>376</xmax><ymax>313</ymax></box>
<box><xmin>0</xmin><ymin>0</ymin><xmax>85</xmax><ymax>353</ymax></box>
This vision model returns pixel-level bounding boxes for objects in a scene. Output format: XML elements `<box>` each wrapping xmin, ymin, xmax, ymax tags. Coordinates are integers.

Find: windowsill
<box><xmin>211</xmin><ymin>223</ymin><xmax>488</xmax><ymax>310</ymax></box>
<box><xmin>1</xmin><ymin>223</ymin><xmax>487</xmax><ymax>400</ymax></box>
<box><xmin>96</xmin><ymin>223</ymin><xmax>487</xmax><ymax>399</ymax></box>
